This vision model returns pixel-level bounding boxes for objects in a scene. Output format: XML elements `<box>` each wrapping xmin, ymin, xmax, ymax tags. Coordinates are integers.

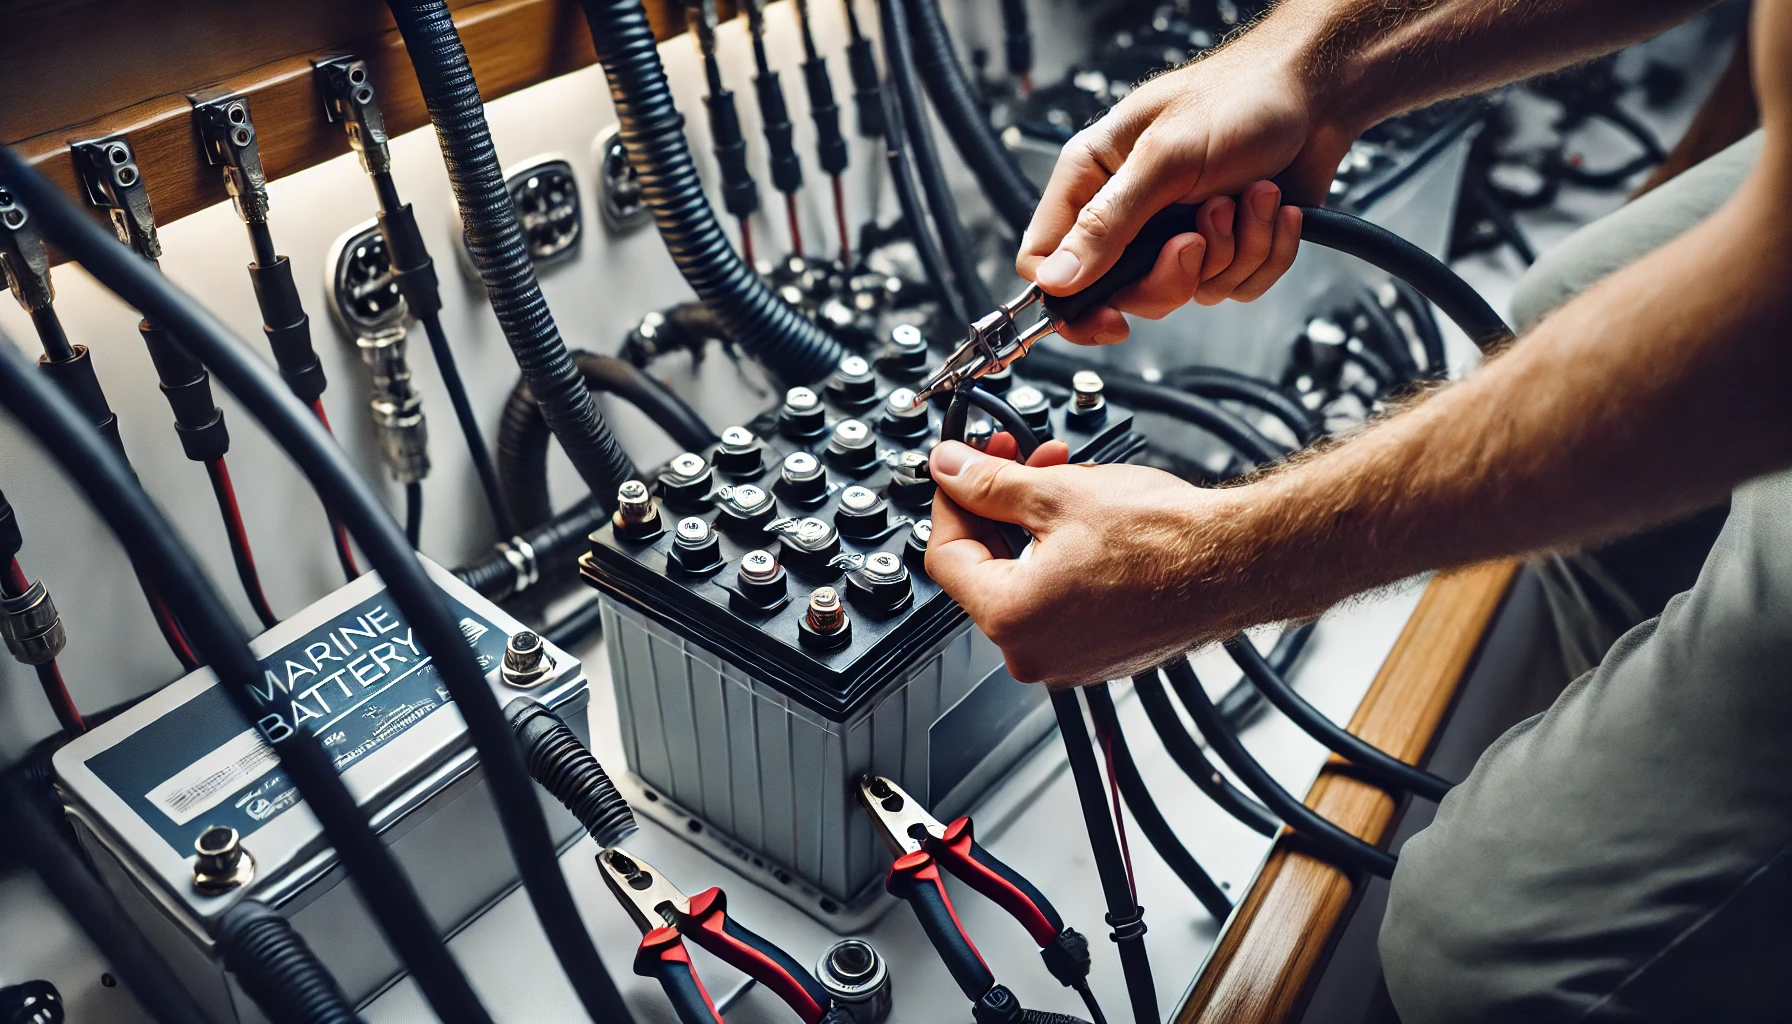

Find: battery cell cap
<box><xmin>715</xmin><ymin>483</ymin><xmax>777</xmax><ymax>534</ymax></box>
<box><xmin>781</xmin><ymin>386</ymin><xmax>827</xmax><ymax>439</ymax></box>
<box><xmin>732</xmin><ymin>548</ymin><xmax>789</xmax><ymax>612</ymax></box>
<box><xmin>835</xmin><ymin>485</ymin><xmax>888</xmax><ymax>540</ymax></box>
<box><xmin>714</xmin><ymin>425</ymin><xmax>765</xmax><ymax>476</ymax></box>
<box><xmin>778</xmin><ymin>450</ymin><xmax>829</xmax><ymax>504</ymax></box>
<box><xmin>904</xmin><ymin>518</ymin><xmax>932</xmax><ymax>569</ymax></box>
<box><xmin>657</xmin><ymin>451</ymin><xmax>714</xmax><ymax>508</ymax></box>
<box><xmin>826</xmin><ymin>354</ymin><xmax>878</xmax><ymax>408</ymax></box>
<box><xmin>669</xmin><ymin>516</ymin><xmax>723</xmax><ymax>573</ymax></box>
<box><xmin>779</xmin><ymin>516</ymin><xmax>841</xmax><ymax>573</ymax></box>
<box><xmin>826</xmin><ymin>418</ymin><xmax>879</xmax><ymax>473</ymax></box>
<box><xmin>847</xmin><ymin>550</ymin><xmax>912</xmax><ymax>612</ymax></box>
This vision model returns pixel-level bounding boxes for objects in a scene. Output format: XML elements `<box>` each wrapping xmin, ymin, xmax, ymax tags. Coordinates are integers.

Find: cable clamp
<box><xmin>498</xmin><ymin>537</ymin><xmax>539</xmax><ymax>594</ymax></box>
<box><xmin>1103</xmin><ymin>905</ymin><xmax>1147</xmax><ymax>944</ymax></box>
<box><xmin>0</xmin><ymin>579</ymin><xmax>66</xmax><ymax>666</ymax></box>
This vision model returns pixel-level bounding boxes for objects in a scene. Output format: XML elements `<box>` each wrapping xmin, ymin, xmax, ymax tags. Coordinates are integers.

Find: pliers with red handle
<box><xmin>598</xmin><ymin>847</ymin><xmax>845</xmax><ymax>1024</ymax></box>
<box><xmin>856</xmin><ymin>775</ymin><xmax>1102</xmax><ymax>1019</ymax></box>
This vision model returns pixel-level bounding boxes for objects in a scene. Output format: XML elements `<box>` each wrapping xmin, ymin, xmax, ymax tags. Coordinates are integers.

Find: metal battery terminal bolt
<box><xmin>191</xmin><ymin>825</ymin><xmax>254</xmax><ymax>895</ymax></box>
<box><xmin>669</xmin><ymin>517</ymin><xmax>724</xmax><ymax>574</ymax></box>
<box><xmin>883</xmin><ymin>323</ymin><xmax>929</xmax><ymax>378</ymax></box>
<box><xmin>613</xmin><ymin>480</ymin><xmax>664</xmax><ymax>541</ymax></box>
<box><xmin>1006</xmin><ymin>385</ymin><xmax>1053</xmax><ymax>438</ymax></box>
<box><xmin>778</xmin><ymin>517</ymin><xmax>842</xmax><ymax>573</ymax></box>
<box><xmin>733</xmin><ymin>549</ymin><xmax>789</xmax><ymax>612</ymax></box>
<box><xmin>826</xmin><ymin>355</ymin><xmax>878</xmax><ymax>408</ymax></box>
<box><xmin>713</xmin><ymin>425</ymin><xmax>766</xmax><ymax>477</ymax></box>
<box><xmin>715</xmin><ymin>484</ymin><xmax>777</xmax><ymax>534</ymax></box>
<box><xmin>0</xmin><ymin>579</ymin><xmax>66</xmax><ymax>666</ymax></box>
<box><xmin>834</xmin><ymin>486</ymin><xmax>888</xmax><ymax>540</ymax></box>
<box><xmin>889</xmin><ymin>451</ymin><xmax>935</xmax><ymax>509</ymax></box>
<box><xmin>879</xmin><ymin>387</ymin><xmax>931</xmax><ymax>444</ymax></box>
<box><xmin>190</xmin><ymin>95</ymin><xmax>271</xmax><ymax>227</ymax></box>
<box><xmin>904</xmin><ymin>519</ymin><xmax>932</xmax><ymax>568</ymax></box>
<box><xmin>501</xmin><ymin>630</ymin><xmax>556</xmax><ymax>689</ymax></box>
<box><xmin>778</xmin><ymin>451</ymin><xmax>830</xmax><ymax>505</ymax></box>
<box><xmin>1067</xmin><ymin>370</ymin><xmax>1107</xmax><ymax>430</ymax></box>
<box><xmin>816</xmin><ymin>939</ymin><xmax>892</xmax><ymax>1024</ymax></box>
<box><xmin>781</xmin><ymin>386</ymin><xmax>827</xmax><ymax>440</ymax></box>
<box><xmin>825</xmin><ymin>419</ymin><xmax>879</xmax><ymax>474</ymax></box>
<box><xmin>847</xmin><ymin>551</ymin><xmax>912</xmax><ymax>612</ymax></box>
<box><xmin>800</xmin><ymin>587</ymin><xmax>852</xmax><ymax>650</ymax></box>
<box><xmin>658</xmin><ymin>452</ymin><xmax>715</xmax><ymax>508</ymax></box>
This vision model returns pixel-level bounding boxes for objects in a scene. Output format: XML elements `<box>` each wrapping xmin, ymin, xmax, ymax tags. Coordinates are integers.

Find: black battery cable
<box><xmin>879</xmin><ymin>75</ymin><xmax>965</xmax><ymax>326</ymax></box>
<box><xmin>0</xmin><ymin>331</ymin><xmax>491</xmax><ymax>1024</ymax></box>
<box><xmin>574</xmin><ymin>0</ymin><xmax>847</xmax><ymax>385</ymax></box>
<box><xmin>1160</xmin><ymin>365</ymin><xmax>1320</xmax><ymax>446</ymax></box>
<box><xmin>792</xmin><ymin>0</ymin><xmax>853</xmax><ymax>261</ymax></box>
<box><xmin>1131</xmin><ymin>671</ymin><xmax>1280</xmax><ymax>838</ymax></box>
<box><xmin>1213</xmin><ymin>621</ymin><xmax>1315</xmax><ymax>729</ymax></box>
<box><xmin>0</xmin><ymin>489</ymin><xmax>82</xmax><ymax>737</ymax></box>
<box><xmin>0</xmin><ymin>148</ymin><xmax>633</xmax><ymax>1024</ymax></box>
<box><xmin>217</xmin><ymin>899</ymin><xmax>363</xmax><ymax>1024</ymax></box>
<box><xmin>740</xmin><ymin>0</ymin><xmax>810</xmax><ymax>257</ymax></box>
<box><xmin>841</xmin><ymin>0</ymin><xmax>886</xmax><ymax>139</ymax></box>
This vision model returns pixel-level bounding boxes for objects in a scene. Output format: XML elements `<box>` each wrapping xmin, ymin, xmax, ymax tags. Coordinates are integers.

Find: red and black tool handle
<box><xmin>679</xmin><ymin>887</ymin><xmax>833</xmax><ymax>1023</ymax></box>
<box><xmin>1039</xmin><ymin>203</ymin><xmax>1202</xmax><ymax>325</ymax></box>
<box><xmin>929</xmin><ymin>816</ymin><xmax>1065</xmax><ymax>946</ymax></box>
<box><xmin>634</xmin><ymin>928</ymin><xmax>725</xmax><ymax>1024</ymax></box>
<box><xmin>886</xmin><ymin>851</ymin><xmax>995</xmax><ymax>1000</ymax></box>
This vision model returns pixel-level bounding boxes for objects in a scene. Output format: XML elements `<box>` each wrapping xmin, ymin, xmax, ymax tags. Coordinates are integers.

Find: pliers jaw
<box><xmin>913</xmin><ymin>284</ymin><xmax>1052</xmax><ymax>402</ymax></box>
<box><xmin>856</xmin><ymin>774</ymin><xmax>945</xmax><ymax>859</ymax></box>
<box><xmin>599</xmin><ymin>847</ymin><xmax>692</xmax><ymax>934</ymax></box>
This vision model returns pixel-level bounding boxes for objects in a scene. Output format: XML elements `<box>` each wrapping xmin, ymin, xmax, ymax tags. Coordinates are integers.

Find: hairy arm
<box><xmin>930</xmin><ymin>6</ymin><xmax>1792</xmax><ymax>686</ymax></box>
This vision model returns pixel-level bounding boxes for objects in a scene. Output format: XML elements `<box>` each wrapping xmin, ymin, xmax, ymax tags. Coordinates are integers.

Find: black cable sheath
<box><xmin>1131</xmin><ymin>672</ymin><xmax>1278</xmax><ymax>838</ymax></box>
<box><xmin>0</xmin><ymin>149</ymin><xmax>630</xmax><ymax>1024</ymax></box>
<box><xmin>217</xmin><ymin>900</ymin><xmax>363</xmax><ymax>1024</ymax></box>
<box><xmin>575</xmin><ymin>0</ymin><xmax>846</xmax><ymax>383</ymax></box>
<box><xmin>906</xmin><ymin>0</ymin><xmax>1039</xmax><ymax>234</ymax></box>
<box><xmin>1084</xmin><ymin>683</ymin><xmax>1233</xmax><ymax>921</ymax></box>
<box><xmin>497</xmin><ymin>352</ymin><xmax>712</xmax><ymax>529</ymax></box>
<box><xmin>388</xmin><ymin>0</ymin><xmax>636</xmax><ymax>506</ymax></box>
<box><xmin>420</xmin><ymin>311</ymin><xmax>515</xmax><ymax>537</ymax></box>
<box><xmin>405</xmin><ymin>481</ymin><xmax>424</xmax><ymax>548</ymax></box>
<box><xmin>880</xmin><ymin>0</ymin><xmax>995</xmax><ymax>317</ymax></box>
<box><xmin>1215</xmin><ymin>622</ymin><xmax>1314</xmax><ymax>728</ymax></box>
<box><xmin>967</xmin><ymin>384</ymin><xmax>1039</xmax><ymax>460</ymax></box>
<box><xmin>0</xmin><ymin>333</ymin><xmax>489</xmax><ymax>1024</ymax></box>
<box><xmin>1051</xmin><ymin>690</ymin><xmax>1158</xmax><ymax>1024</ymax></box>
<box><xmin>1224</xmin><ymin>636</ymin><xmax>1454</xmax><ymax>802</ymax></box>
<box><xmin>0</xmin><ymin>769</ymin><xmax>214</xmax><ymax>1024</ymax></box>
<box><xmin>1389</xmin><ymin>279</ymin><xmax>1448</xmax><ymax>377</ymax></box>
<box><xmin>1352</xmin><ymin>282</ymin><xmax>1419</xmax><ymax>383</ymax></box>
<box><xmin>880</xmin><ymin>84</ymin><xmax>963</xmax><ymax>325</ymax></box>
<box><xmin>1164</xmin><ymin>659</ymin><xmax>1398</xmax><ymax>878</ymax></box>
<box><xmin>1165</xmin><ymin>366</ymin><xmax>1318</xmax><ymax>446</ymax></box>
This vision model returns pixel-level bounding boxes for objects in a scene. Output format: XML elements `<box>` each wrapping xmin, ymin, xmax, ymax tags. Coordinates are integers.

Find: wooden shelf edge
<box><xmin>1175</xmin><ymin>558</ymin><xmax>1522</xmax><ymax>1024</ymax></box>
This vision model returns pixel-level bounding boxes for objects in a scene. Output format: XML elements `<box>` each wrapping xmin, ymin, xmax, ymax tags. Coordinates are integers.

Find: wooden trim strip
<box><xmin>1176</xmin><ymin>558</ymin><xmax>1522</xmax><ymax>1024</ymax></box>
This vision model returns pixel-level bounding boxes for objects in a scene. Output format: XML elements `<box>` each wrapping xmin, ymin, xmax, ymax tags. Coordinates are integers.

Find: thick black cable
<box><xmin>1215</xmin><ymin>622</ymin><xmax>1314</xmax><ymax>728</ymax></box>
<box><xmin>388</xmin><ymin>0</ymin><xmax>636</xmax><ymax>506</ymax></box>
<box><xmin>906</xmin><ymin>0</ymin><xmax>1040</xmax><ymax>234</ymax></box>
<box><xmin>1131</xmin><ymin>672</ymin><xmax>1279</xmax><ymax>838</ymax></box>
<box><xmin>497</xmin><ymin>352</ymin><xmax>711</xmax><ymax>529</ymax></box>
<box><xmin>576</xmin><ymin>0</ymin><xmax>846</xmax><ymax>383</ymax></box>
<box><xmin>1224</xmin><ymin>635</ymin><xmax>1454</xmax><ymax>802</ymax></box>
<box><xmin>1164</xmin><ymin>366</ymin><xmax>1319</xmax><ymax>446</ymax></box>
<box><xmin>0</xmin><ymin>768</ymin><xmax>213</xmax><ymax>1024</ymax></box>
<box><xmin>0</xmin><ymin>333</ymin><xmax>489</xmax><ymax>1024</ymax></box>
<box><xmin>454</xmin><ymin>498</ymin><xmax>603</xmax><ymax>600</ymax></box>
<box><xmin>880</xmin><ymin>83</ymin><xmax>964</xmax><ymax>325</ymax></box>
<box><xmin>405</xmin><ymin>481</ymin><xmax>424</xmax><ymax>548</ymax></box>
<box><xmin>967</xmin><ymin>384</ymin><xmax>1039</xmax><ymax>460</ymax></box>
<box><xmin>217</xmin><ymin>900</ymin><xmax>363</xmax><ymax>1024</ymax></box>
<box><xmin>1164</xmin><ymin>659</ymin><xmax>1398</xmax><ymax>878</ymax></box>
<box><xmin>0</xmin><ymin>149</ymin><xmax>631</xmax><ymax>1024</ymax></box>
<box><xmin>420</xmin><ymin>311</ymin><xmax>515</xmax><ymax>538</ymax></box>
<box><xmin>1051</xmin><ymin>690</ymin><xmax>1158</xmax><ymax>1024</ymax></box>
<box><xmin>880</xmin><ymin>0</ymin><xmax>995</xmax><ymax>317</ymax></box>
<box><xmin>1084</xmin><ymin>683</ymin><xmax>1233</xmax><ymax>921</ymax></box>
<box><xmin>1352</xmin><ymin>282</ymin><xmax>1419</xmax><ymax>383</ymax></box>
<box><xmin>1389</xmin><ymin>279</ymin><xmax>1448</xmax><ymax>377</ymax></box>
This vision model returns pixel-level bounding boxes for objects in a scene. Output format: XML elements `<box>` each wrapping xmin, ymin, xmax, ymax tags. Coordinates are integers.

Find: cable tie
<box><xmin>1103</xmin><ymin>906</ymin><xmax>1147</xmax><ymax>944</ymax></box>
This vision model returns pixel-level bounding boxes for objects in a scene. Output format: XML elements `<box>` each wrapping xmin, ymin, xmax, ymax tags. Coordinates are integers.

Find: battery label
<box><xmin>85</xmin><ymin>590</ymin><xmax>510</xmax><ymax>853</ymax></box>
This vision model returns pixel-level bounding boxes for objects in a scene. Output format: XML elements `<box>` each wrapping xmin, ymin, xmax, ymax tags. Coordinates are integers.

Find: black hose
<box><xmin>1164</xmin><ymin>659</ymin><xmax>1398</xmax><ymax>878</ymax></box>
<box><xmin>907</xmin><ymin>0</ymin><xmax>1039</xmax><ymax>235</ymax></box>
<box><xmin>1025</xmin><ymin>350</ymin><xmax>1287</xmax><ymax>464</ymax></box>
<box><xmin>454</xmin><ymin>498</ymin><xmax>604</xmax><ymax>601</ymax></box>
<box><xmin>1163</xmin><ymin>366</ymin><xmax>1318</xmax><ymax>445</ymax></box>
<box><xmin>1224</xmin><ymin>636</ymin><xmax>1454</xmax><ymax>802</ymax></box>
<box><xmin>1051</xmin><ymin>690</ymin><xmax>1157</xmax><ymax>1024</ymax></box>
<box><xmin>1</xmin><ymin>150</ymin><xmax>633</xmax><ymax>1024</ymax></box>
<box><xmin>1351</xmin><ymin>282</ymin><xmax>1419</xmax><ymax>383</ymax></box>
<box><xmin>1215</xmin><ymin>622</ymin><xmax>1314</xmax><ymax>728</ymax></box>
<box><xmin>388</xmin><ymin>0</ymin><xmax>634</xmax><ymax>505</ymax></box>
<box><xmin>0</xmin><ymin>768</ymin><xmax>213</xmax><ymax>1024</ymax></box>
<box><xmin>1084</xmin><ymin>684</ymin><xmax>1233</xmax><ymax>921</ymax></box>
<box><xmin>880</xmin><ymin>83</ymin><xmax>964</xmax><ymax>325</ymax></box>
<box><xmin>967</xmin><ymin>384</ymin><xmax>1039</xmax><ymax>459</ymax></box>
<box><xmin>575</xmin><ymin>0</ymin><xmax>845</xmax><ymax>383</ymax></box>
<box><xmin>881</xmin><ymin>0</ymin><xmax>995</xmax><ymax>317</ymax></box>
<box><xmin>506</xmin><ymin>697</ymin><xmax>639</xmax><ymax>847</ymax></box>
<box><xmin>1131</xmin><ymin>672</ymin><xmax>1278</xmax><ymax>838</ymax></box>
<box><xmin>0</xmin><ymin>334</ymin><xmax>489</xmax><ymax>1024</ymax></box>
<box><xmin>1389</xmin><ymin>279</ymin><xmax>1448</xmax><ymax>378</ymax></box>
<box><xmin>497</xmin><ymin>353</ymin><xmax>714</xmax><ymax>530</ymax></box>
<box><xmin>405</xmin><ymin>481</ymin><xmax>423</xmax><ymax>548</ymax></box>
<box><xmin>217</xmin><ymin>900</ymin><xmax>362</xmax><ymax>1024</ymax></box>
<box><xmin>420</xmin><ymin>311</ymin><xmax>515</xmax><ymax>537</ymax></box>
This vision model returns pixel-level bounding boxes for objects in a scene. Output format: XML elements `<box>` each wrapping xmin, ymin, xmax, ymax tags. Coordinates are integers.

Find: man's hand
<box><xmin>1018</xmin><ymin>30</ymin><xmax>1354</xmax><ymax>345</ymax></box>
<box><xmin>926</xmin><ymin>440</ymin><xmax>1254</xmax><ymax>686</ymax></box>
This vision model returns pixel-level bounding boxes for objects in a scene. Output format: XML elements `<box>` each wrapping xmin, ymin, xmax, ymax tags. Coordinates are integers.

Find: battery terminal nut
<box><xmin>613</xmin><ymin>480</ymin><xmax>663</xmax><ymax>540</ymax></box>
<box><xmin>732</xmin><ymin>549</ymin><xmax>790</xmax><ymax>613</ymax></box>
<box><xmin>501</xmin><ymin>629</ymin><xmax>556</xmax><ymax>689</ymax></box>
<box><xmin>713</xmin><ymin>425</ymin><xmax>765</xmax><ymax>477</ymax></box>
<box><xmin>715</xmin><ymin>483</ymin><xmax>777</xmax><ymax>534</ymax></box>
<box><xmin>800</xmin><ymin>586</ymin><xmax>853</xmax><ymax>650</ymax></box>
<box><xmin>1068</xmin><ymin>370</ymin><xmax>1107</xmax><ymax>429</ymax></box>
<box><xmin>669</xmin><ymin>516</ymin><xmax>724</xmax><ymax>573</ymax></box>
<box><xmin>825</xmin><ymin>418</ymin><xmax>879</xmax><ymax>473</ymax></box>
<box><xmin>658</xmin><ymin>451</ymin><xmax>715</xmax><ymax>508</ymax></box>
<box><xmin>879</xmin><ymin>387</ymin><xmax>931</xmax><ymax>443</ymax></box>
<box><xmin>778</xmin><ymin>516</ymin><xmax>842</xmax><ymax>572</ymax></box>
<box><xmin>847</xmin><ymin>550</ymin><xmax>912</xmax><ymax>612</ymax></box>
<box><xmin>1007</xmin><ymin>385</ymin><xmax>1053</xmax><ymax>438</ymax></box>
<box><xmin>888</xmin><ymin>450</ymin><xmax>935</xmax><ymax>509</ymax></box>
<box><xmin>777</xmin><ymin>451</ymin><xmax>829</xmax><ymax>505</ymax></box>
<box><xmin>0</xmin><ymin>579</ymin><xmax>66</xmax><ymax>666</ymax></box>
<box><xmin>826</xmin><ymin>354</ymin><xmax>878</xmax><ymax>408</ymax></box>
<box><xmin>904</xmin><ymin>518</ymin><xmax>932</xmax><ymax>569</ymax></box>
<box><xmin>191</xmin><ymin>824</ymin><xmax>255</xmax><ymax>894</ymax></box>
<box><xmin>883</xmin><ymin>323</ymin><xmax>929</xmax><ymax>377</ymax></box>
<box><xmin>780</xmin><ymin>386</ymin><xmax>827</xmax><ymax>440</ymax></box>
<box><xmin>835</xmin><ymin>485</ymin><xmax>888</xmax><ymax>540</ymax></box>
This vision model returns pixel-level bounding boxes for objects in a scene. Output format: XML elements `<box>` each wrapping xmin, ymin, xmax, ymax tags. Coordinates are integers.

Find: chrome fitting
<box><xmin>0</xmin><ymin>187</ymin><xmax>55</xmax><ymax>312</ymax></box>
<box><xmin>613</xmin><ymin>480</ymin><xmax>663</xmax><ymax>539</ymax></box>
<box><xmin>501</xmin><ymin>630</ymin><xmax>556</xmax><ymax>689</ymax></box>
<box><xmin>191</xmin><ymin>825</ymin><xmax>255</xmax><ymax>895</ymax></box>
<box><xmin>806</xmin><ymin>587</ymin><xmax>848</xmax><ymax>633</ymax></box>
<box><xmin>190</xmin><ymin>93</ymin><xmax>272</xmax><ymax>225</ymax></box>
<box><xmin>314</xmin><ymin>55</ymin><xmax>393</xmax><ymax>176</ymax></box>
<box><xmin>357</xmin><ymin>327</ymin><xmax>430</xmax><ymax>484</ymax></box>
<box><xmin>0</xmin><ymin>579</ymin><xmax>65</xmax><ymax>666</ymax></box>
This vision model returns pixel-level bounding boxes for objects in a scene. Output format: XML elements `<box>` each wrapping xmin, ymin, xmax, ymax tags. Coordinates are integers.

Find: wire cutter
<box><xmin>855</xmin><ymin>774</ymin><xmax>1098</xmax><ymax>1010</ymax></box>
<box><xmin>598</xmin><ymin>846</ymin><xmax>843</xmax><ymax>1024</ymax></box>
<box><xmin>915</xmin><ymin>205</ymin><xmax>1207</xmax><ymax>401</ymax></box>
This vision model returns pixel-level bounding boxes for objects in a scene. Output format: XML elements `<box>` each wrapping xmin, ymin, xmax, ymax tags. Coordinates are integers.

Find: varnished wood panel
<box><xmin>1177</xmin><ymin>559</ymin><xmax>1522</xmax><ymax>1024</ymax></box>
<box><xmin>1</xmin><ymin>0</ymin><xmax>692</xmax><ymax>258</ymax></box>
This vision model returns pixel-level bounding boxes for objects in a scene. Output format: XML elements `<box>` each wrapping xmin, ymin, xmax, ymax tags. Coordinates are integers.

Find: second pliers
<box><xmin>599</xmin><ymin>846</ymin><xmax>851</xmax><ymax>1024</ymax></box>
<box><xmin>857</xmin><ymin>775</ymin><xmax>1101</xmax><ymax>1019</ymax></box>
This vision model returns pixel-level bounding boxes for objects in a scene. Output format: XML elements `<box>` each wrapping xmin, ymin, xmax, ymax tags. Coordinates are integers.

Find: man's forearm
<box><xmin>1189</xmin><ymin>164</ymin><xmax>1792</xmax><ymax>633</ymax></box>
<box><xmin>1252</xmin><ymin>0</ymin><xmax>1719</xmax><ymax>137</ymax></box>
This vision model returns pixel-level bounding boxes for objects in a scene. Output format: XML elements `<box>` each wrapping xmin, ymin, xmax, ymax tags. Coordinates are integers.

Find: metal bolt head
<box><xmin>720</xmin><ymin>425</ymin><xmax>755</xmax><ymax>449</ymax></box>
<box><xmin>502</xmin><ymin>629</ymin><xmax>555</xmax><ymax>688</ymax></box>
<box><xmin>617</xmin><ymin>480</ymin><xmax>651</xmax><ymax>512</ymax></box>
<box><xmin>912</xmin><ymin>520</ymin><xmax>932</xmax><ymax>544</ymax></box>
<box><xmin>885</xmin><ymin>388</ymin><xmax>921</xmax><ymax>415</ymax></box>
<box><xmin>839</xmin><ymin>355</ymin><xmax>870</xmax><ymax>377</ymax></box>
<box><xmin>739</xmin><ymin>549</ymin><xmax>780</xmax><ymax>583</ymax></box>
<box><xmin>1072</xmin><ymin>370</ymin><xmax>1105</xmax><ymax>409</ymax></box>
<box><xmin>794</xmin><ymin>517</ymin><xmax>832</xmax><ymax>543</ymax></box>
<box><xmin>806</xmin><ymin>587</ymin><xmax>847</xmax><ymax>633</ymax></box>
<box><xmin>1008</xmin><ymin>385</ymin><xmax>1048</xmax><ymax>415</ymax></box>
<box><xmin>863</xmin><ymin>551</ymin><xmax>904</xmax><ymax>580</ymax></box>
<box><xmin>722</xmin><ymin>483</ymin><xmax>772</xmax><ymax>514</ymax></box>
<box><xmin>783</xmin><ymin>451</ymin><xmax>822</xmax><ymax>481</ymax></box>
<box><xmin>898</xmin><ymin>450</ymin><xmax>929</xmax><ymax>474</ymax></box>
<box><xmin>890</xmin><ymin>323</ymin><xmax>924</xmax><ymax>352</ymax></box>
<box><xmin>785</xmin><ymin>386</ymin><xmax>820</xmax><ymax>411</ymax></box>
<box><xmin>675</xmin><ymin>517</ymin><xmax>710</xmax><ymax>544</ymax></box>
<box><xmin>841</xmin><ymin>486</ymin><xmax>879</xmax><ymax>512</ymax></box>
<box><xmin>192</xmin><ymin>825</ymin><xmax>254</xmax><ymax>894</ymax></box>
<box><xmin>668</xmin><ymin>452</ymin><xmax>707</xmax><ymax>480</ymax></box>
<box><xmin>832</xmin><ymin>419</ymin><xmax>871</xmax><ymax>446</ymax></box>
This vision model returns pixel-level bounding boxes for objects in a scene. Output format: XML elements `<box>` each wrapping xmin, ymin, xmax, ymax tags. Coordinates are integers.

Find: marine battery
<box><xmin>52</xmin><ymin>560</ymin><xmax>588</xmax><ymax>1023</ymax></box>
<box><xmin>582</xmin><ymin>348</ymin><xmax>1139</xmax><ymax>927</ymax></box>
